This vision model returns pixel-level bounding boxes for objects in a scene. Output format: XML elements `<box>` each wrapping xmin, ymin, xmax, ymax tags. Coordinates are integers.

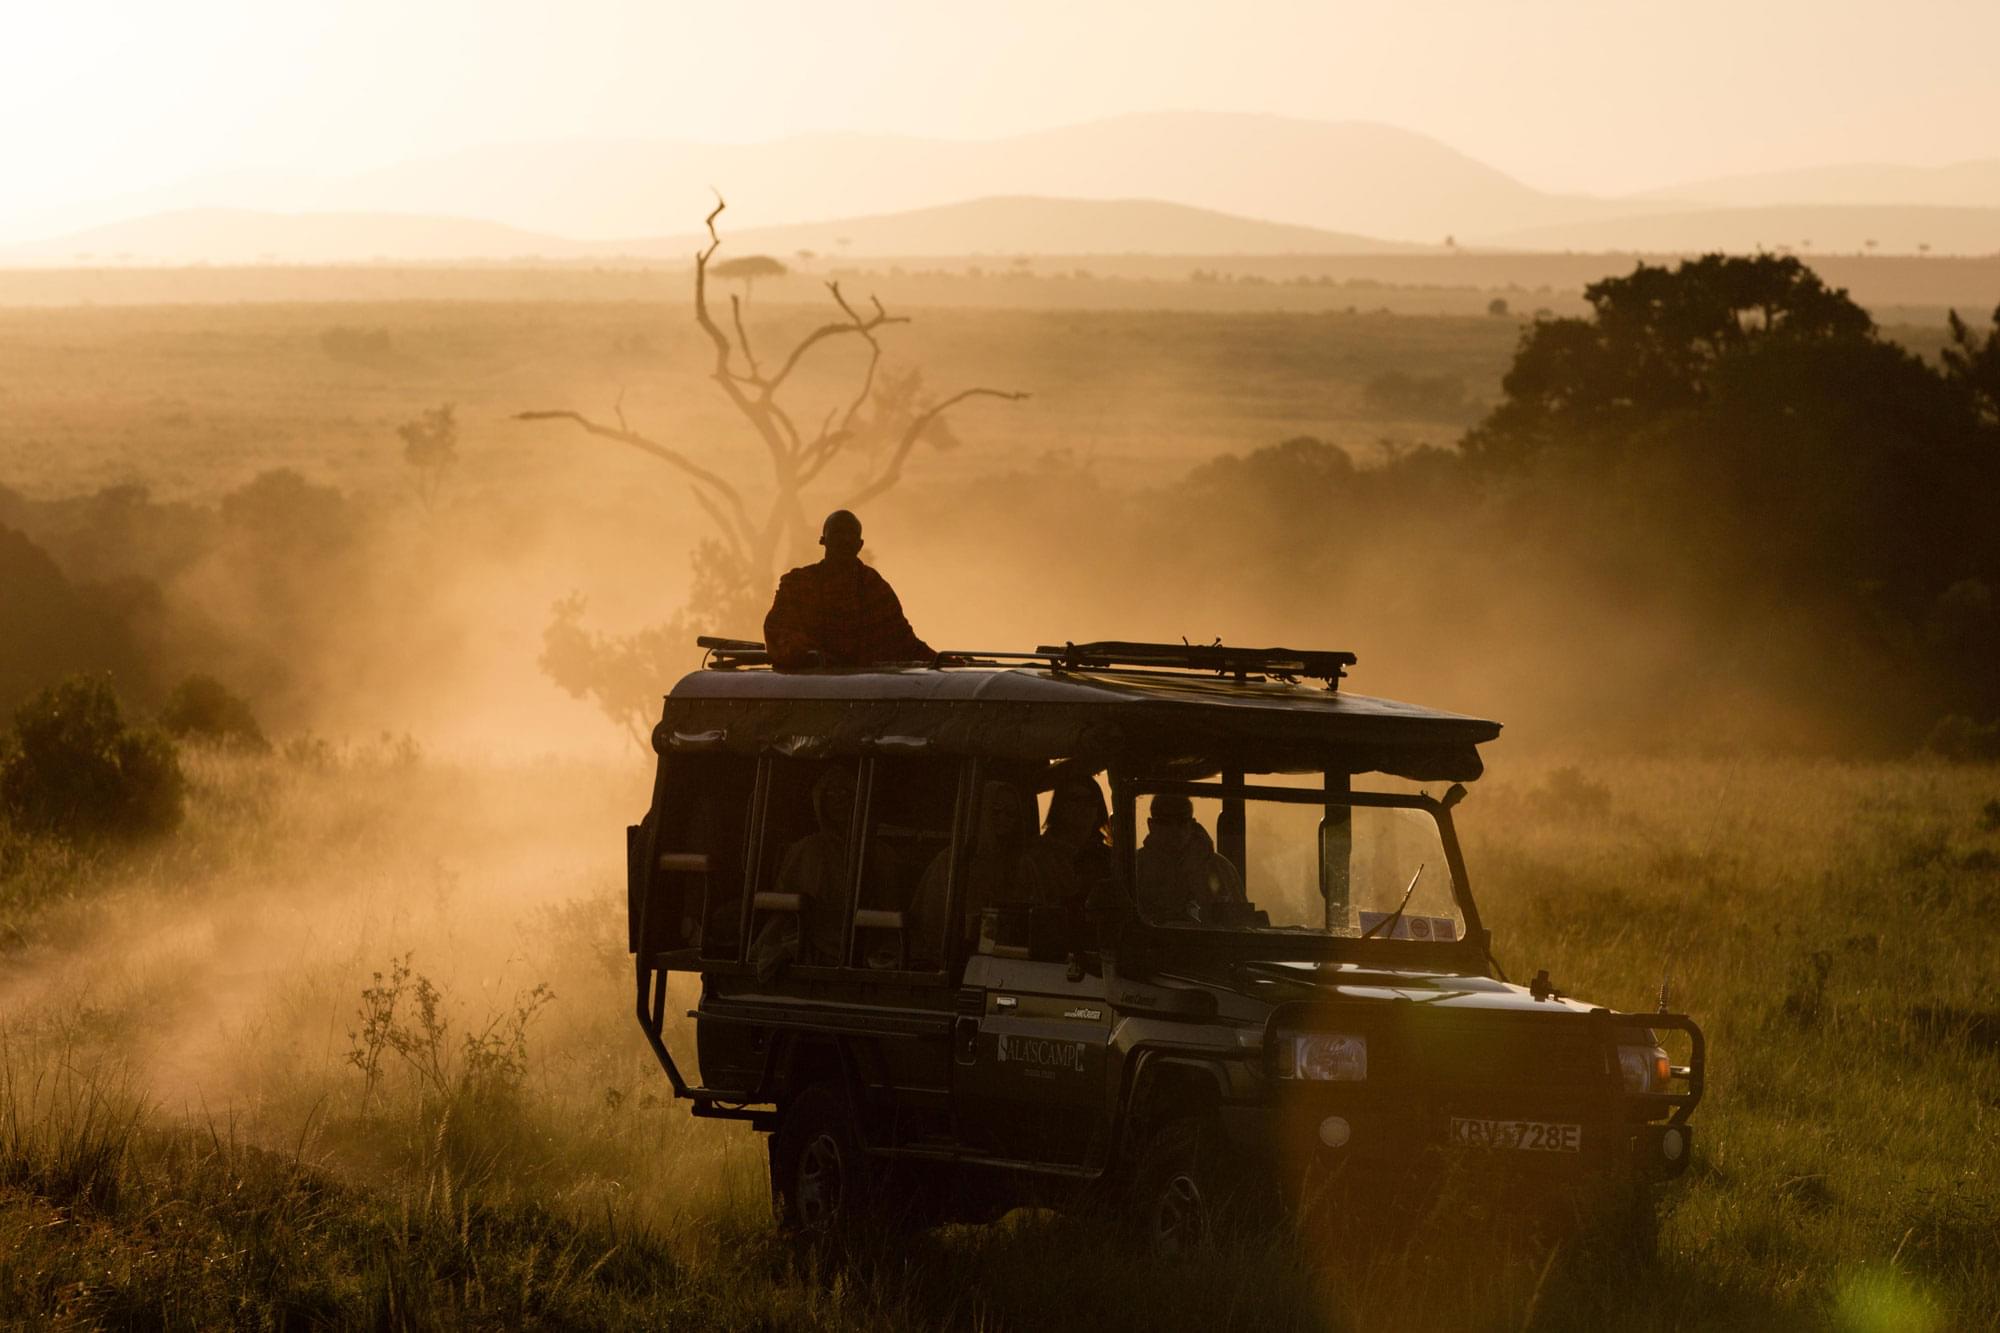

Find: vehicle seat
<box><xmin>852</xmin><ymin>907</ymin><xmax>907</xmax><ymax>969</ymax></box>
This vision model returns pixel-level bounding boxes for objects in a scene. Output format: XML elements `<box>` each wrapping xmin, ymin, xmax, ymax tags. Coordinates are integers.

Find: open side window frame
<box><xmin>1111</xmin><ymin>772</ymin><xmax>1491</xmax><ymax>969</ymax></box>
<box><xmin>752</xmin><ymin>752</ymin><xmax>970</xmax><ymax>989</ymax></box>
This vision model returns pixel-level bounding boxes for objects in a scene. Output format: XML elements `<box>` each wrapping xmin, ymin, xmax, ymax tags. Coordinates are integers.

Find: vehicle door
<box><xmin>954</xmin><ymin>954</ymin><xmax>1116</xmax><ymax>1167</ymax></box>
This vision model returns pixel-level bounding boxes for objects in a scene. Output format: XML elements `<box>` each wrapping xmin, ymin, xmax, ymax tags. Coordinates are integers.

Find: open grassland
<box><xmin>3</xmin><ymin>252</ymin><xmax>1995</xmax><ymax>322</ymax></box>
<box><xmin>0</xmin><ymin>298</ymin><xmax>1521</xmax><ymax>502</ymax></box>
<box><xmin>3</xmin><ymin>747</ymin><xmax>1995</xmax><ymax>1330</ymax></box>
<box><xmin>0</xmin><ymin>294</ymin><xmax>1968</xmax><ymax>509</ymax></box>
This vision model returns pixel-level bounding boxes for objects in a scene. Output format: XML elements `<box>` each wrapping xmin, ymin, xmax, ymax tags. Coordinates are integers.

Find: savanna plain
<box><xmin>2</xmin><ymin>265</ymin><xmax>1997</xmax><ymax>1330</ymax></box>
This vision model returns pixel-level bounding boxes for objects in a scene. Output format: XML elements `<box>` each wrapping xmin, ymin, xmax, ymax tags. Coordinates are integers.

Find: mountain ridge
<box><xmin>10</xmin><ymin>111</ymin><xmax>2000</xmax><ymax>261</ymax></box>
<box><xmin>3</xmin><ymin>112</ymin><xmax>1614</xmax><ymax>248</ymax></box>
<box><xmin>0</xmin><ymin>196</ymin><xmax>1433</xmax><ymax>267</ymax></box>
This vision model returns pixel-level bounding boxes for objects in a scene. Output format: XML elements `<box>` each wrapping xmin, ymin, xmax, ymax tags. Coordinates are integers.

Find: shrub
<box><xmin>319</xmin><ymin>325</ymin><xmax>395</xmax><ymax>366</ymax></box>
<box><xmin>396</xmin><ymin>403</ymin><xmax>459</xmax><ymax>511</ymax></box>
<box><xmin>1532</xmin><ymin>765</ymin><xmax>1614</xmax><ymax>820</ymax></box>
<box><xmin>159</xmin><ymin>673</ymin><xmax>268</xmax><ymax>750</ymax></box>
<box><xmin>0</xmin><ymin>676</ymin><xmax>184</xmax><ymax>841</ymax></box>
<box><xmin>1362</xmin><ymin>369</ymin><xmax>1474</xmax><ymax>422</ymax></box>
<box><xmin>1921</xmin><ymin>714</ymin><xmax>2000</xmax><ymax>761</ymax></box>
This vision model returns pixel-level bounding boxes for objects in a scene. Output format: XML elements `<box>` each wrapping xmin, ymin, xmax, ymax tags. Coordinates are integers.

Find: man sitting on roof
<box><xmin>763</xmin><ymin>510</ymin><xmax>933</xmax><ymax>669</ymax></box>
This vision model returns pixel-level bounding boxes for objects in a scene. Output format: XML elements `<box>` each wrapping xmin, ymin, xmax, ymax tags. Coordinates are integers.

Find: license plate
<box><xmin>1449</xmin><ymin>1117</ymin><xmax>1581</xmax><ymax>1152</ymax></box>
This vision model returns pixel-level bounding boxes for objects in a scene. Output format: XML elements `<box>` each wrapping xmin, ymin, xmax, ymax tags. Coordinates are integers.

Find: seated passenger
<box><xmin>1017</xmin><ymin>771</ymin><xmax>1115</xmax><ymax>916</ymax></box>
<box><xmin>749</xmin><ymin>767</ymin><xmax>856</xmax><ymax>977</ymax></box>
<box><xmin>910</xmin><ymin>780</ymin><xmax>1035</xmax><ymax>957</ymax></box>
<box><xmin>1136</xmin><ymin>793</ymin><xmax>1244</xmax><ymax>924</ymax></box>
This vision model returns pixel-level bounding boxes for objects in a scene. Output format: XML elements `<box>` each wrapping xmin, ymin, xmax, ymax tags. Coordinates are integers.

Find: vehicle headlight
<box><xmin>1276</xmin><ymin>1031</ymin><xmax>1367</xmax><ymax>1081</ymax></box>
<box><xmin>1617</xmin><ymin>1041</ymin><xmax>1671</xmax><ymax>1094</ymax></box>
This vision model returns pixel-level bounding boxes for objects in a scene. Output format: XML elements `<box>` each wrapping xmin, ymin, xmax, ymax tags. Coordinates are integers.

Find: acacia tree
<box><xmin>709</xmin><ymin>253</ymin><xmax>787</xmax><ymax>305</ymax></box>
<box><xmin>519</xmin><ymin>199</ymin><xmax>1026</xmax><ymax>740</ymax></box>
<box><xmin>1462</xmin><ymin>253</ymin><xmax>1876</xmax><ymax>467</ymax></box>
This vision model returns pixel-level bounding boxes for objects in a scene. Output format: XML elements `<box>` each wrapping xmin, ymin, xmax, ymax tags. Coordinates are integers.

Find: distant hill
<box><xmin>678</xmin><ymin>197</ymin><xmax>1431</xmax><ymax>258</ymax></box>
<box><xmin>322</xmin><ymin>112</ymin><xmax>1617</xmax><ymax>245</ymax></box>
<box><xmin>0</xmin><ymin>208</ymin><xmax>595</xmax><ymax>265</ymax></box>
<box><xmin>11</xmin><ymin>113</ymin><xmax>2000</xmax><ymax>262</ymax></box>
<box><xmin>1486</xmin><ymin>205</ymin><xmax>2000</xmax><ymax>257</ymax></box>
<box><xmin>1644</xmin><ymin>160</ymin><xmax>2000</xmax><ymax>211</ymax></box>
<box><xmin>1</xmin><ymin>197</ymin><xmax>1426</xmax><ymax>267</ymax></box>
<box><xmin>2</xmin><ymin>113</ymin><xmax>1624</xmax><ymax>250</ymax></box>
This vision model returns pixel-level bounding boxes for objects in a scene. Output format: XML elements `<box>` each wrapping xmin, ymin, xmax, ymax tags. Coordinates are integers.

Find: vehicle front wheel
<box><xmin>771</xmin><ymin>1083</ymin><xmax>874</xmax><ymax>1236</ymax></box>
<box><xmin>1575</xmin><ymin>1178</ymin><xmax>1659</xmax><ymax>1269</ymax></box>
<box><xmin>1131</xmin><ymin>1118</ymin><xmax>1260</xmax><ymax>1258</ymax></box>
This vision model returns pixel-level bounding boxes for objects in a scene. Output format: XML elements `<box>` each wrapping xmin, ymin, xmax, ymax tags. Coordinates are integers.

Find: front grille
<box><xmin>1276</xmin><ymin>1004</ymin><xmax>1618</xmax><ymax>1096</ymax></box>
<box><xmin>1386</xmin><ymin>1013</ymin><xmax>1611</xmax><ymax>1091</ymax></box>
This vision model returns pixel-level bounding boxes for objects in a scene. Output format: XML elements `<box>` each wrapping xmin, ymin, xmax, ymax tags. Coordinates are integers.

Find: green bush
<box><xmin>0</xmin><ymin>676</ymin><xmax>184</xmax><ymax>841</ymax></box>
<box><xmin>1922</xmin><ymin>714</ymin><xmax>2000</xmax><ymax>761</ymax></box>
<box><xmin>159</xmin><ymin>673</ymin><xmax>268</xmax><ymax>750</ymax></box>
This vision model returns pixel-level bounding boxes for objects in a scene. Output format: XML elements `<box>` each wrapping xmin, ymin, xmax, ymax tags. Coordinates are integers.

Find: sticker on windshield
<box><xmin>1356</xmin><ymin>913</ymin><xmax>1457</xmax><ymax>942</ymax></box>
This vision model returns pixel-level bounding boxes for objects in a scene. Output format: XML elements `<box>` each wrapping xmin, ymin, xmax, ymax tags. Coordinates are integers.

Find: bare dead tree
<box><xmin>517</xmin><ymin>197</ymin><xmax>1026</xmax><ymax>742</ymax></box>
<box><xmin>518</xmin><ymin>197</ymin><xmax>1027</xmax><ymax>587</ymax></box>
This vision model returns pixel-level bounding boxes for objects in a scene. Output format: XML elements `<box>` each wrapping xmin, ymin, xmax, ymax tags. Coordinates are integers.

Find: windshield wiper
<box><xmin>1360</xmin><ymin>863</ymin><xmax>1426</xmax><ymax>940</ymax></box>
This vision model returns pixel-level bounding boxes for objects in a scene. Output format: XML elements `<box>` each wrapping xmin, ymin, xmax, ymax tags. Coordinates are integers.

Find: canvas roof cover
<box><xmin>660</xmin><ymin>666</ymin><xmax>1500</xmax><ymax>782</ymax></box>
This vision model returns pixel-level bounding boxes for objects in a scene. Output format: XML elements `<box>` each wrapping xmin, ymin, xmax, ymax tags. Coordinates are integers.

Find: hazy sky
<box><xmin>6</xmin><ymin>0</ymin><xmax>1998</xmax><ymax>226</ymax></box>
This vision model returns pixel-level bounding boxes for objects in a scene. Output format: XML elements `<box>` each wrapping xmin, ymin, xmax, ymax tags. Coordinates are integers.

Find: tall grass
<box><xmin>1</xmin><ymin>748</ymin><xmax>1994</xmax><ymax>1328</ymax></box>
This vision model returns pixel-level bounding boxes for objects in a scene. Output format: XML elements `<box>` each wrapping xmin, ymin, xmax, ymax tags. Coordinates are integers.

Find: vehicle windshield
<box><xmin>1131</xmin><ymin>779</ymin><xmax>1463</xmax><ymax>941</ymax></box>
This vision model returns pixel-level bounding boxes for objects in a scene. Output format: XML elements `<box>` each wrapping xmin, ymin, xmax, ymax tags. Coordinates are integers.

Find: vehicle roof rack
<box><xmin>696</xmin><ymin>636</ymin><xmax>1355</xmax><ymax>687</ymax></box>
<box><xmin>696</xmin><ymin>635</ymin><xmax>770</xmax><ymax>668</ymax></box>
<box><xmin>1034</xmin><ymin>641</ymin><xmax>1354</xmax><ymax>687</ymax></box>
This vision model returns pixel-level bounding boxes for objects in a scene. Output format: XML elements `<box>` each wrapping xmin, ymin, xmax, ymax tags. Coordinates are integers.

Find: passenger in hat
<box><xmin>762</xmin><ymin>510</ymin><xmax>934</xmax><ymax>669</ymax></box>
<box><xmin>1135</xmin><ymin>792</ymin><xmax>1244</xmax><ymax>924</ymax></box>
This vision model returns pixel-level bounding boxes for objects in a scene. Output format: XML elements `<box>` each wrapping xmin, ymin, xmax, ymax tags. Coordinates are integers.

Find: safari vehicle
<box><xmin>626</xmin><ymin>639</ymin><xmax>1703</xmax><ymax>1251</ymax></box>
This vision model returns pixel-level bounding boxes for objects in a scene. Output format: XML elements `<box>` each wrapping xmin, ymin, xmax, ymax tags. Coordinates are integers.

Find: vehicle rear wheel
<box><xmin>772</xmin><ymin>1083</ymin><xmax>874</xmax><ymax>1235</ymax></box>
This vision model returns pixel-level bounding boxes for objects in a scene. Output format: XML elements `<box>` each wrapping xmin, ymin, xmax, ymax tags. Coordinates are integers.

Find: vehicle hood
<box><xmin>1169</xmin><ymin>959</ymin><xmax>1609</xmax><ymax>1017</ymax></box>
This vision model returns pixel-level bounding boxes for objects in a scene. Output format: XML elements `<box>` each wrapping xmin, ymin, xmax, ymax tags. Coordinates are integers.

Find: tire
<box><xmin>1535</xmin><ymin>1177</ymin><xmax>1658</xmax><ymax>1269</ymax></box>
<box><xmin>1130</xmin><ymin>1118</ymin><xmax>1263</xmax><ymax>1258</ymax></box>
<box><xmin>1580</xmin><ymin>1179</ymin><xmax>1659</xmax><ymax>1269</ymax></box>
<box><xmin>771</xmin><ymin>1082</ymin><xmax>875</xmax><ymax>1236</ymax></box>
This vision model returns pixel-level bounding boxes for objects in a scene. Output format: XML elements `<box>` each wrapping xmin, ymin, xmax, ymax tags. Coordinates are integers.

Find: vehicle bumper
<box><xmin>1216</xmin><ymin>1096</ymin><xmax>1694</xmax><ymax>1192</ymax></box>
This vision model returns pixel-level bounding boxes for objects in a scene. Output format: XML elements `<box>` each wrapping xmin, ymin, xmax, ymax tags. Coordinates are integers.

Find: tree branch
<box><xmin>514</xmin><ymin>409</ymin><xmax>757</xmax><ymax>550</ymax></box>
<box><xmin>686</xmin><ymin>486</ymin><xmax>746</xmax><ymax>568</ymax></box>
<box><xmin>767</xmin><ymin>281</ymin><xmax>908</xmax><ymax>394</ymax></box>
<box><xmin>693</xmin><ymin>194</ymin><xmax>737</xmax><ymax>378</ymax></box>
<box><xmin>729</xmin><ymin>293</ymin><xmax>763</xmax><ymax>383</ymax></box>
<box><xmin>840</xmin><ymin>386</ymin><xmax>1031</xmax><ymax>509</ymax></box>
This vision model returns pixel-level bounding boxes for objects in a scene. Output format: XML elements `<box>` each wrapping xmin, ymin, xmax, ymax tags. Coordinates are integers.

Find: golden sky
<box><xmin>5</xmin><ymin>0</ymin><xmax>1997</xmax><ymax>230</ymax></box>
